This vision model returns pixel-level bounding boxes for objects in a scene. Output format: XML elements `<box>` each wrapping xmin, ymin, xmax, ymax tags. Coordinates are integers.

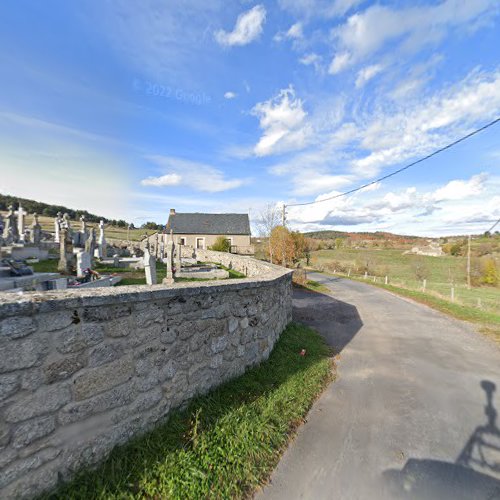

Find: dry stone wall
<box><xmin>0</xmin><ymin>253</ymin><xmax>292</xmax><ymax>498</ymax></box>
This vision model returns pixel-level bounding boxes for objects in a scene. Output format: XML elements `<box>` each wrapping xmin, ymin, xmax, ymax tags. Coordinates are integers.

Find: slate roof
<box><xmin>166</xmin><ymin>213</ymin><xmax>251</xmax><ymax>235</ymax></box>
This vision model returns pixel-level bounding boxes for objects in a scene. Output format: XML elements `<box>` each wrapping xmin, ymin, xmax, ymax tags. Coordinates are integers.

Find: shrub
<box><xmin>210</xmin><ymin>236</ymin><xmax>231</xmax><ymax>253</ymax></box>
<box><xmin>482</xmin><ymin>258</ymin><xmax>498</xmax><ymax>286</ymax></box>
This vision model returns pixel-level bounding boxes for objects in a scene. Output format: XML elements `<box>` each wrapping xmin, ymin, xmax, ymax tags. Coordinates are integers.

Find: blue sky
<box><xmin>0</xmin><ymin>0</ymin><xmax>499</xmax><ymax>236</ymax></box>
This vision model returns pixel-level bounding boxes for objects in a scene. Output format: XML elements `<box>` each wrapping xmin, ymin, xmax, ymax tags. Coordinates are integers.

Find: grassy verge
<box><xmin>42</xmin><ymin>323</ymin><xmax>333</xmax><ymax>499</ymax></box>
<box><xmin>295</xmin><ymin>280</ymin><xmax>331</xmax><ymax>294</ymax></box>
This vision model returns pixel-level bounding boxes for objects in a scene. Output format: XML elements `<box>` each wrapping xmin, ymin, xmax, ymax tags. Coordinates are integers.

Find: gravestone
<box><xmin>31</xmin><ymin>213</ymin><xmax>42</xmax><ymax>245</ymax></box>
<box><xmin>58</xmin><ymin>228</ymin><xmax>75</xmax><ymax>273</ymax></box>
<box><xmin>76</xmin><ymin>251</ymin><xmax>91</xmax><ymax>277</ymax></box>
<box><xmin>54</xmin><ymin>212</ymin><xmax>63</xmax><ymax>243</ymax></box>
<box><xmin>143</xmin><ymin>248</ymin><xmax>157</xmax><ymax>285</ymax></box>
<box><xmin>162</xmin><ymin>231</ymin><xmax>175</xmax><ymax>284</ymax></box>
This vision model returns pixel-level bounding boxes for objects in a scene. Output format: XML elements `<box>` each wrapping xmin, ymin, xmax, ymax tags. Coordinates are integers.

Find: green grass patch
<box><xmin>31</xmin><ymin>259</ymin><xmax>59</xmax><ymax>273</ymax></box>
<box><xmin>42</xmin><ymin>323</ymin><xmax>333</xmax><ymax>499</ymax></box>
<box><xmin>295</xmin><ymin>280</ymin><xmax>331</xmax><ymax>294</ymax></box>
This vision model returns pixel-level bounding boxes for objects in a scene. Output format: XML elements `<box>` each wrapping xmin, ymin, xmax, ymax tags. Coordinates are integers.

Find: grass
<box><xmin>309</xmin><ymin>247</ymin><xmax>500</xmax><ymax>314</ymax></box>
<box><xmin>31</xmin><ymin>259</ymin><xmax>59</xmax><ymax>273</ymax></box>
<box><xmin>30</xmin><ymin>260</ymin><xmax>247</xmax><ymax>287</ymax></box>
<box><xmin>42</xmin><ymin>323</ymin><xmax>333</xmax><ymax>499</ymax></box>
<box><xmin>295</xmin><ymin>280</ymin><xmax>331</xmax><ymax>294</ymax></box>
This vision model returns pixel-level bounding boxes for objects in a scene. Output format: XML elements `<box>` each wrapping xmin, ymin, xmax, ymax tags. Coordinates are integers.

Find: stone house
<box><xmin>145</xmin><ymin>210</ymin><xmax>254</xmax><ymax>255</ymax></box>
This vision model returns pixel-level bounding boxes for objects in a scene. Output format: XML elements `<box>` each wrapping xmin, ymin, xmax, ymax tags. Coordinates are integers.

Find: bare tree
<box><xmin>257</xmin><ymin>204</ymin><xmax>281</xmax><ymax>264</ymax></box>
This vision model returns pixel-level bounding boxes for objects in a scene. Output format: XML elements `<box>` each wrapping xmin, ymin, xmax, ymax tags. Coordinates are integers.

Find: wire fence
<box><xmin>312</xmin><ymin>266</ymin><xmax>500</xmax><ymax>315</ymax></box>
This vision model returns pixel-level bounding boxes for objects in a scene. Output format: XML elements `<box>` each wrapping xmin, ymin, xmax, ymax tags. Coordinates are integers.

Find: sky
<box><xmin>0</xmin><ymin>0</ymin><xmax>499</xmax><ymax>236</ymax></box>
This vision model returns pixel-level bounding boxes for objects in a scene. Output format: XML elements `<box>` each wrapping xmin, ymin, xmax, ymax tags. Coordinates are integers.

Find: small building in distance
<box><xmin>165</xmin><ymin>209</ymin><xmax>253</xmax><ymax>255</ymax></box>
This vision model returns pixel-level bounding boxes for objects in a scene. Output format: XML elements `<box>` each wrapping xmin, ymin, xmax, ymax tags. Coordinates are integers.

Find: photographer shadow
<box><xmin>383</xmin><ymin>380</ymin><xmax>500</xmax><ymax>499</ymax></box>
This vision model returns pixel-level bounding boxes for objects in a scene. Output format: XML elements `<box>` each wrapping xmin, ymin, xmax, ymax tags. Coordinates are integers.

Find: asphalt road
<box><xmin>258</xmin><ymin>274</ymin><xmax>500</xmax><ymax>500</ymax></box>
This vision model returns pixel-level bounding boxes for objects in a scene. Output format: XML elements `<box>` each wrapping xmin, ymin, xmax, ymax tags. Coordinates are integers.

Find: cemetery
<box><xmin>0</xmin><ymin>201</ymin><xmax>246</xmax><ymax>294</ymax></box>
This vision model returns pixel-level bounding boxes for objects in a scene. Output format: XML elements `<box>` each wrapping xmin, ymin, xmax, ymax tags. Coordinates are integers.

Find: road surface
<box><xmin>258</xmin><ymin>273</ymin><xmax>500</xmax><ymax>500</ymax></box>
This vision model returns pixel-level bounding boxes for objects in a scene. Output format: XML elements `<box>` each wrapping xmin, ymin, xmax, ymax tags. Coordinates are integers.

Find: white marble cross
<box><xmin>15</xmin><ymin>205</ymin><xmax>27</xmax><ymax>242</ymax></box>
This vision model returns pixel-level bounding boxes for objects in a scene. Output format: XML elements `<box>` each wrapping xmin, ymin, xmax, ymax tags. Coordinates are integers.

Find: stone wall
<box><xmin>0</xmin><ymin>253</ymin><xmax>292</xmax><ymax>498</ymax></box>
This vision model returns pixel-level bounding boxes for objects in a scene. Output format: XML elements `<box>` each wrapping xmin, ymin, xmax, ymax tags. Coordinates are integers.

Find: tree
<box><xmin>335</xmin><ymin>238</ymin><xmax>343</xmax><ymax>249</ymax></box>
<box><xmin>210</xmin><ymin>236</ymin><xmax>231</xmax><ymax>253</ymax></box>
<box><xmin>257</xmin><ymin>204</ymin><xmax>281</xmax><ymax>264</ymax></box>
<box><xmin>482</xmin><ymin>258</ymin><xmax>498</xmax><ymax>285</ymax></box>
<box><xmin>142</xmin><ymin>222</ymin><xmax>161</xmax><ymax>230</ymax></box>
<box><xmin>269</xmin><ymin>226</ymin><xmax>295</xmax><ymax>267</ymax></box>
<box><xmin>412</xmin><ymin>257</ymin><xmax>429</xmax><ymax>280</ymax></box>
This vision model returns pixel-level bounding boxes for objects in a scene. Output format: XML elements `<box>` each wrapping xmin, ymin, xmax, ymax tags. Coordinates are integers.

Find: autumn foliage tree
<box><xmin>269</xmin><ymin>227</ymin><xmax>310</xmax><ymax>267</ymax></box>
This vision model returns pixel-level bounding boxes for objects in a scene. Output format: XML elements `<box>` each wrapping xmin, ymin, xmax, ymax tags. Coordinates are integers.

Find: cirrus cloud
<box><xmin>215</xmin><ymin>5</ymin><xmax>266</xmax><ymax>47</ymax></box>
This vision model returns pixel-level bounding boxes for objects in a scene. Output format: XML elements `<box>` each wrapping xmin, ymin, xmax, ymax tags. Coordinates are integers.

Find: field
<box><xmin>308</xmin><ymin>246</ymin><xmax>500</xmax><ymax>315</ymax></box>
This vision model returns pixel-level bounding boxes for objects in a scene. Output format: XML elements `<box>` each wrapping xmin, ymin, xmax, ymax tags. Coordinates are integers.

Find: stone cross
<box><xmin>54</xmin><ymin>212</ymin><xmax>63</xmax><ymax>243</ymax></box>
<box><xmin>176</xmin><ymin>238</ymin><xmax>182</xmax><ymax>275</ymax></box>
<box><xmin>76</xmin><ymin>251</ymin><xmax>92</xmax><ymax>277</ymax></box>
<box><xmin>31</xmin><ymin>213</ymin><xmax>42</xmax><ymax>245</ymax></box>
<box><xmin>79</xmin><ymin>215</ymin><xmax>88</xmax><ymax>247</ymax></box>
<box><xmin>61</xmin><ymin>213</ymin><xmax>71</xmax><ymax>230</ymax></box>
<box><xmin>85</xmin><ymin>227</ymin><xmax>97</xmax><ymax>260</ymax></box>
<box><xmin>97</xmin><ymin>220</ymin><xmax>107</xmax><ymax>258</ymax></box>
<box><xmin>58</xmin><ymin>228</ymin><xmax>74</xmax><ymax>273</ymax></box>
<box><xmin>3</xmin><ymin>205</ymin><xmax>19</xmax><ymax>244</ymax></box>
<box><xmin>16</xmin><ymin>204</ymin><xmax>26</xmax><ymax>243</ymax></box>
<box><xmin>162</xmin><ymin>231</ymin><xmax>175</xmax><ymax>284</ymax></box>
<box><xmin>143</xmin><ymin>248</ymin><xmax>157</xmax><ymax>285</ymax></box>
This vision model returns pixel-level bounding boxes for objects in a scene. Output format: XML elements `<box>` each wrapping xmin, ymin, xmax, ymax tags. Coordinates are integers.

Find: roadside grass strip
<box><xmin>42</xmin><ymin>323</ymin><xmax>333</xmax><ymax>499</ymax></box>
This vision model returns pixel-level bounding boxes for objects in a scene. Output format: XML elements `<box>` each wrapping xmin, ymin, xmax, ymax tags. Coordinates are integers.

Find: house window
<box><xmin>179</xmin><ymin>237</ymin><xmax>186</xmax><ymax>245</ymax></box>
<box><xmin>196</xmin><ymin>238</ymin><xmax>205</xmax><ymax>249</ymax></box>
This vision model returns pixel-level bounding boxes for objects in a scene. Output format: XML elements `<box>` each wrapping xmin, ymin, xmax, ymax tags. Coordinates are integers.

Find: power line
<box><xmin>286</xmin><ymin>117</ymin><xmax>500</xmax><ymax>208</ymax></box>
<box><xmin>487</xmin><ymin>216</ymin><xmax>500</xmax><ymax>233</ymax></box>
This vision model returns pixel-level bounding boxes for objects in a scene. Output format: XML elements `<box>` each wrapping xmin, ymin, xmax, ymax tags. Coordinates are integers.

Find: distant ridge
<box><xmin>0</xmin><ymin>193</ymin><xmax>128</xmax><ymax>226</ymax></box>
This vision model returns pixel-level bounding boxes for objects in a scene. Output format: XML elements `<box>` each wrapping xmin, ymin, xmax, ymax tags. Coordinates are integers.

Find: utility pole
<box><xmin>467</xmin><ymin>234</ymin><xmax>471</xmax><ymax>290</ymax></box>
<box><xmin>281</xmin><ymin>204</ymin><xmax>286</xmax><ymax>227</ymax></box>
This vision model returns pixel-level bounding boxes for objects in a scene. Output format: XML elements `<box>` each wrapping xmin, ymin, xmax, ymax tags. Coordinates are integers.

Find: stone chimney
<box><xmin>170</xmin><ymin>208</ymin><xmax>176</xmax><ymax>216</ymax></box>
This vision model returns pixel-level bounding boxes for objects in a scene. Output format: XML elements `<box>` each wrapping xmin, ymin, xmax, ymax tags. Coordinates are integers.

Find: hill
<box><xmin>0</xmin><ymin>193</ymin><xmax>128</xmax><ymax>227</ymax></box>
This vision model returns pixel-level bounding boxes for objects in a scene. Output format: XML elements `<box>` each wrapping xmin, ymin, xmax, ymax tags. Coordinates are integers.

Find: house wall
<box><xmin>143</xmin><ymin>233</ymin><xmax>253</xmax><ymax>255</ymax></box>
<box><xmin>0</xmin><ymin>252</ymin><xmax>292</xmax><ymax>498</ymax></box>
<box><xmin>174</xmin><ymin>234</ymin><xmax>251</xmax><ymax>250</ymax></box>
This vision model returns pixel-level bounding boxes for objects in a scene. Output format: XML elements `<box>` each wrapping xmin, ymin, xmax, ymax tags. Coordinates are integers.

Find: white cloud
<box><xmin>355</xmin><ymin>64</ymin><xmax>384</xmax><ymax>88</ymax></box>
<box><xmin>140</xmin><ymin>173</ymin><xmax>182</xmax><ymax>187</ymax></box>
<box><xmin>143</xmin><ymin>156</ymin><xmax>249</xmax><ymax>192</ymax></box>
<box><xmin>328</xmin><ymin>52</ymin><xmax>351</xmax><ymax>74</ymax></box>
<box><xmin>351</xmin><ymin>70</ymin><xmax>500</xmax><ymax>176</ymax></box>
<box><xmin>329</xmin><ymin>0</ymin><xmax>499</xmax><ymax>73</ymax></box>
<box><xmin>433</xmin><ymin>173</ymin><xmax>487</xmax><ymax>201</ymax></box>
<box><xmin>88</xmin><ymin>0</ymin><xmax>224</xmax><ymax>82</ymax></box>
<box><xmin>224</xmin><ymin>91</ymin><xmax>237</xmax><ymax>99</ymax></box>
<box><xmin>299</xmin><ymin>53</ymin><xmax>323</xmax><ymax>73</ymax></box>
<box><xmin>275</xmin><ymin>22</ymin><xmax>304</xmax><ymax>42</ymax></box>
<box><xmin>215</xmin><ymin>5</ymin><xmax>266</xmax><ymax>47</ymax></box>
<box><xmin>277</xmin><ymin>0</ymin><xmax>363</xmax><ymax>19</ymax></box>
<box><xmin>285</xmin><ymin>174</ymin><xmax>499</xmax><ymax>236</ymax></box>
<box><xmin>251</xmin><ymin>85</ymin><xmax>311</xmax><ymax>156</ymax></box>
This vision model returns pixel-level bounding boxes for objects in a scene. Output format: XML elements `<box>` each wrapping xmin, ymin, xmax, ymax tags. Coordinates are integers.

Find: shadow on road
<box><xmin>383</xmin><ymin>380</ymin><xmax>500</xmax><ymax>499</ymax></box>
<box><xmin>292</xmin><ymin>287</ymin><xmax>363</xmax><ymax>354</ymax></box>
